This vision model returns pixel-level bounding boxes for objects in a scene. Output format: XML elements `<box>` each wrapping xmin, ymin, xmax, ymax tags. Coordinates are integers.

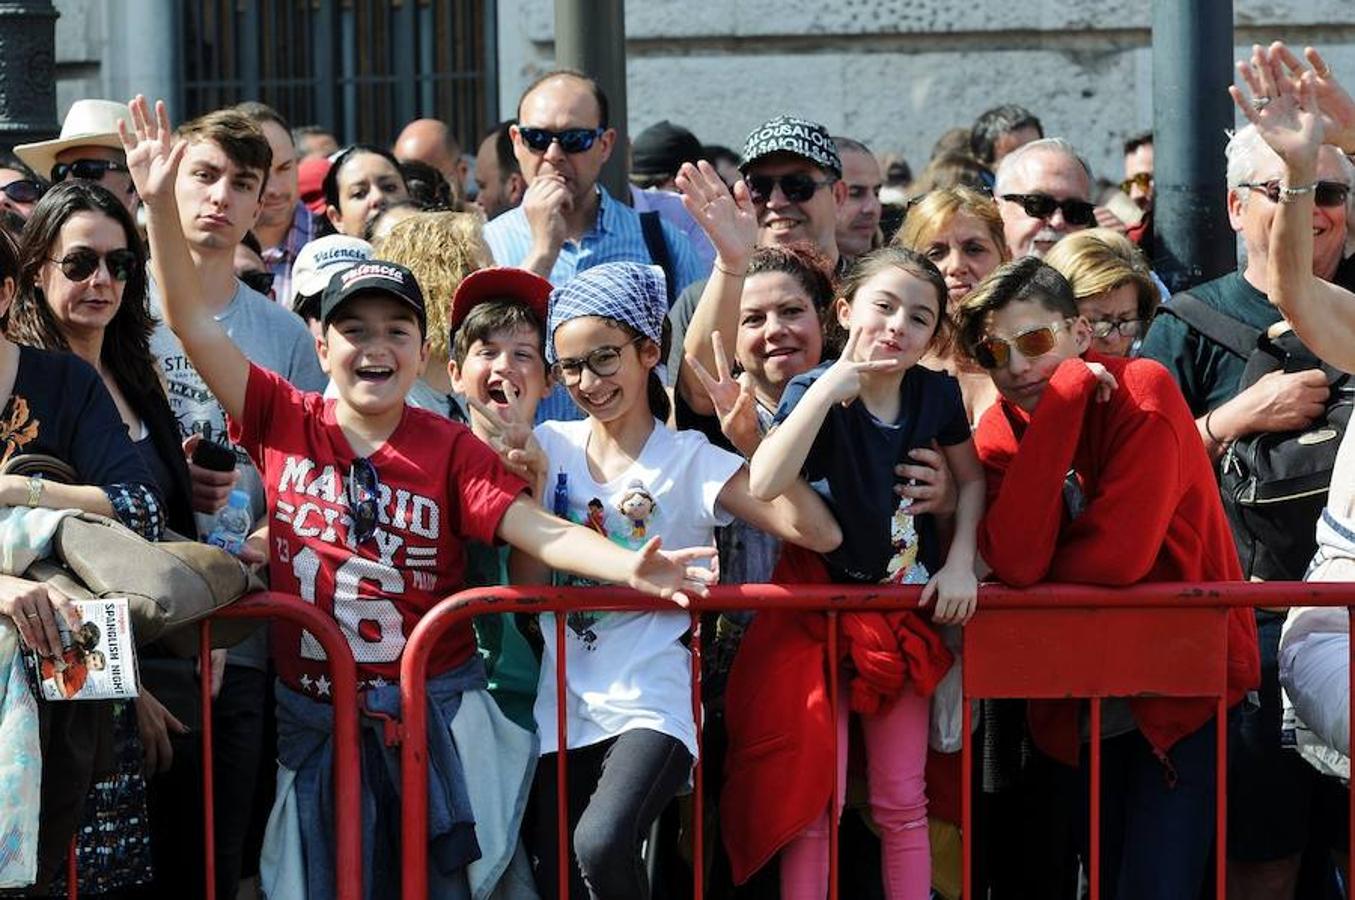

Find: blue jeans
<box><xmin>1066</xmin><ymin>719</ymin><xmax>1219</xmax><ymax>900</ymax></box>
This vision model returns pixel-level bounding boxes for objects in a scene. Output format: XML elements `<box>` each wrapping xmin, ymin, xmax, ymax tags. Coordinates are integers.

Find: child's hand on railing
<box><xmin>921</xmin><ymin>560</ymin><xmax>978</xmax><ymax>625</ymax></box>
<box><xmin>626</xmin><ymin>537</ymin><xmax>718</xmax><ymax>609</ymax></box>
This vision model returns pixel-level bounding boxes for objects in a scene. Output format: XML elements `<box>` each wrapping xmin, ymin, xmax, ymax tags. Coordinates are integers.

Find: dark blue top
<box><xmin>774</xmin><ymin>363</ymin><xmax>969</xmax><ymax>583</ymax></box>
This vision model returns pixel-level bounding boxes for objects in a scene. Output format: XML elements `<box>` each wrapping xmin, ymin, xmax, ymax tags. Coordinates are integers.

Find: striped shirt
<box><xmin>260</xmin><ymin>201</ymin><xmax>316</xmax><ymax>307</ymax></box>
<box><xmin>485</xmin><ymin>186</ymin><xmax>710</xmax><ymax>424</ymax></box>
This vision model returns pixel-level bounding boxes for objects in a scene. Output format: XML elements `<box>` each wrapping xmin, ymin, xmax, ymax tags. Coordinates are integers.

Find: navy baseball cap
<box><xmin>320</xmin><ymin>261</ymin><xmax>427</xmax><ymax>335</ymax></box>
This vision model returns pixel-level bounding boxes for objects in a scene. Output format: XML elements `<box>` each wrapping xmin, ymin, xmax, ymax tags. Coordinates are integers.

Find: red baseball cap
<box><xmin>298</xmin><ymin>156</ymin><xmax>332</xmax><ymax>214</ymax></box>
<box><xmin>448</xmin><ymin>267</ymin><xmax>553</xmax><ymax>340</ymax></box>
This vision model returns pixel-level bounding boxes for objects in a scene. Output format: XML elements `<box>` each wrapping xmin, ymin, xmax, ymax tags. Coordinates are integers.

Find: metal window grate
<box><xmin>178</xmin><ymin>0</ymin><xmax>495</xmax><ymax>150</ymax></box>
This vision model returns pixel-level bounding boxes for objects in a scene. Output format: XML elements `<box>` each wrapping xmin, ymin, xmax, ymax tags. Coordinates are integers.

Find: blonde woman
<box><xmin>894</xmin><ymin>186</ymin><xmax>1009</xmax><ymax>425</ymax></box>
<box><xmin>1044</xmin><ymin>228</ymin><xmax>1158</xmax><ymax>356</ymax></box>
<box><xmin>376</xmin><ymin>210</ymin><xmax>491</xmax><ymax>417</ymax></box>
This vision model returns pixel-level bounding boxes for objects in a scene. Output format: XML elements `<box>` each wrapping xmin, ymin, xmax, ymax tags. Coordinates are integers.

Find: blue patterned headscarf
<box><xmin>545</xmin><ymin>263</ymin><xmax>668</xmax><ymax>364</ymax></box>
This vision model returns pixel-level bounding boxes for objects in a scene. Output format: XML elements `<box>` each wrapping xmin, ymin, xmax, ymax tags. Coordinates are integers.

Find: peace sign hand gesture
<box><xmin>118</xmin><ymin>94</ymin><xmax>186</xmax><ymax>210</ymax></box>
<box><xmin>686</xmin><ymin>331</ymin><xmax>761</xmax><ymax>457</ymax></box>
<box><xmin>1231</xmin><ymin>44</ymin><xmax>1324</xmax><ymax>176</ymax></box>
<box><xmin>467</xmin><ymin>381</ymin><xmax>550</xmax><ymax>491</ymax></box>
<box><xmin>815</xmin><ymin>324</ymin><xmax>907</xmax><ymax>407</ymax></box>
<box><xmin>676</xmin><ymin>160</ymin><xmax>757</xmax><ymax>271</ymax></box>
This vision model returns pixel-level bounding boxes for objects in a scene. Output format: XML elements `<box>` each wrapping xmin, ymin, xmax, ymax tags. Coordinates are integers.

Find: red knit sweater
<box><xmin>975</xmin><ymin>353</ymin><xmax>1259</xmax><ymax>764</ymax></box>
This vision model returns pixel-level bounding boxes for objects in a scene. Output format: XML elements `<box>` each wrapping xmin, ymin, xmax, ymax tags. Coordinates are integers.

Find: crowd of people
<box><xmin>0</xmin><ymin>36</ymin><xmax>1351</xmax><ymax>900</ymax></box>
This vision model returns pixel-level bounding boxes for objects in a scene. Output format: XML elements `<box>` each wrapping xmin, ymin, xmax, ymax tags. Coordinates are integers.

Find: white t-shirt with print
<box><xmin>533</xmin><ymin>418</ymin><xmax>742</xmax><ymax>757</ymax></box>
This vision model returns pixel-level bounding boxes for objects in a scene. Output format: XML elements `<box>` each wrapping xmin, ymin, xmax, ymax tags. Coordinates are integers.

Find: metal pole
<box><xmin>1151</xmin><ymin>0</ymin><xmax>1235</xmax><ymax>293</ymax></box>
<box><xmin>554</xmin><ymin>0</ymin><xmax>628</xmax><ymax>202</ymax></box>
<box><xmin>0</xmin><ymin>1</ymin><xmax>60</xmax><ymax>153</ymax></box>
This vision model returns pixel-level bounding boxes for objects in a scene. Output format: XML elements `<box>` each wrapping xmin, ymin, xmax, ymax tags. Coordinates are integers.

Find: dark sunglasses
<box><xmin>1088</xmin><ymin>318</ymin><xmax>1143</xmax><ymax>340</ymax></box>
<box><xmin>973</xmin><ymin>319</ymin><xmax>1071</xmax><ymax>370</ymax></box>
<box><xmin>1118</xmin><ymin>172</ymin><xmax>1153</xmax><ymax>194</ymax></box>
<box><xmin>50</xmin><ymin>248</ymin><xmax>138</xmax><ymax>283</ymax></box>
<box><xmin>348</xmin><ymin>457</ymin><xmax>381</xmax><ymax>545</ymax></box>
<box><xmin>745</xmin><ymin>173</ymin><xmax>837</xmax><ymax>205</ymax></box>
<box><xmin>551</xmin><ymin>336</ymin><xmax>644</xmax><ymax>386</ymax></box>
<box><xmin>517</xmin><ymin>126</ymin><xmax>605</xmax><ymax>154</ymax></box>
<box><xmin>1000</xmin><ymin>193</ymin><xmax>1097</xmax><ymax>227</ymax></box>
<box><xmin>1</xmin><ymin>180</ymin><xmax>44</xmax><ymax>204</ymax></box>
<box><xmin>1238</xmin><ymin>179</ymin><xmax>1351</xmax><ymax>208</ymax></box>
<box><xmin>50</xmin><ymin>159</ymin><xmax>129</xmax><ymax>184</ymax></box>
<box><xmin>240</xmin><ymin>270</ymin><xmax>275</xmax><ymax>296</ymax></box>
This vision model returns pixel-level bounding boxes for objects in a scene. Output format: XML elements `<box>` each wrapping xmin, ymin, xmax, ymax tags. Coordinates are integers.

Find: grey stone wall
<box><xmin>497</xmin><ymin>0</ymin><xmax>1355</xmax><ymax>184</ymax></box>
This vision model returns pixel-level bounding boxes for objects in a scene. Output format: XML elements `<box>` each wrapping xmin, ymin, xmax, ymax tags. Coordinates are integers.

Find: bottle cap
<box><xmin>227</xmin><ymin>489</ymin><xmax>251</xmax><ymax>508</ymax></box>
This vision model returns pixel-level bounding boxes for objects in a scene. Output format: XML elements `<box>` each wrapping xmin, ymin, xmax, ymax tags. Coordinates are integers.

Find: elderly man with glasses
<box><xmin>16</xmin><ymin>99</ymin><xmax>139</xmax><ymax>216</ymax></box>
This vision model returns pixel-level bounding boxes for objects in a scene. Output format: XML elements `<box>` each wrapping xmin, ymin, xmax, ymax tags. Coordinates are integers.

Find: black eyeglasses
<box><xmin>1000</xmin><ymin>193</ymin><xmax>1097</xmax><ymax>227</ymax></box>
<box><xmin>50</xmin><ymin>159</ymin><xmax>129</xmax><ymax>184</ymax></box>
<box><xmin>517</xmin><ymin>126</ymin><xmax>606</xmax><ymax>154</ymax></box>
<box><xmin>1237</xmin><ymin>180</ymin><xmax>1351</xmax><ymax>208</ymax></box>
<box><xmin>551</xmin><ymin>337</ymin><xmax>644</xmax><ymax>386</ymax></box>
<box><xmin>1</xmin><ymin>180</ymin><xmax>44</xmax><ymax>204</ymax></box>
<box><xmin>1087</xmin><ymin>318</ymin><xmax>1143</xmax><ymax>340</ymax></box>
<box><xmin>348</xmin><ymin>457</ymin><xmax>381</xmax><ymax>545</ymax></box>
<box><xmin>973</xmin><ymin>319</ymin><xmax>1071</xmax><ymax>369</ymax></box>
<box><xmin>240</xmin><ymin>270</ymin><xmax>275</xmax><ymax>296</ymax></box>
<box><xmin>745</xmin><ymin>173</ymin><xmax>837</xmax><ymax>205</ymax></box>
<box><xmin>49</xmin><ymin>248</ymin><xmax>138</xmax><ymax>283</ymax></box>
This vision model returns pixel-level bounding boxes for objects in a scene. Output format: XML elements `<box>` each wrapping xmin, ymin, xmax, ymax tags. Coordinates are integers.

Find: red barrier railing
<box><xmin>399</xmin><ymin>581</ymin><xmax>1355</xmax><ymax>900</ymax></box>
<box><xmin>63</xmin><ymin>591</ymin><xmax>363</xmax><ymax>900</ymax></box>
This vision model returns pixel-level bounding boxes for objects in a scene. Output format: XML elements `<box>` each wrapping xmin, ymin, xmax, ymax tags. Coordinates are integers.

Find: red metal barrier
<box><xmin>63</xmin><ymin>591</ymin><xmax>363</xmax><ymax>900</ymax></box>
<box><xmin>397</xmin><ymin>581</ymin><xmax>1355</xmax><ymax>900</ymax></box>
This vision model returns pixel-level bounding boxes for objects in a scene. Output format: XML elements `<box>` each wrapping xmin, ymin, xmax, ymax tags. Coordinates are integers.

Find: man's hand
<box><xmin>135</xmin><ymin>688</ymin><xmax>189</xmax><ymax>776</ymax></box>
<box><xmin>118</xmin><ymin>95</ymin><xmax>186</xmax><ymax>210</ymax></box>
<box><xmin>1235</xmin><ymin>369</ymin><xmax>1330</xmax><ymax>435</ymax></box>
<box><xmin>521</xmin><ymin>177</ymin><xmax>572</xmax><ymax>274</ymax></box>
<box><xmin>184</xmin><ymin>435</ymin><xmax>239</xmax><ymax>515</ymax></box>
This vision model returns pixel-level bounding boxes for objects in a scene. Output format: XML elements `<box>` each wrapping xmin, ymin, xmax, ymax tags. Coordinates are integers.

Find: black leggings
<box><xmin>530</xmin><ymin>729</ymin><xmax>693</xmax><ymax>900</ymax></box>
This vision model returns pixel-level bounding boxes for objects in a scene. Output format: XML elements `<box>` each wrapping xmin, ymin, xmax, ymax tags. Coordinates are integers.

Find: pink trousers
<box><xmin>780</xmin><ymin>687</ymin><xmax>931</xmax><ymax>900</ymax></box>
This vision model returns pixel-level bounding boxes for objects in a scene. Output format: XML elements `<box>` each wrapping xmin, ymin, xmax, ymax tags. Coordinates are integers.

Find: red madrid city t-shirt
<box><xmin>230</xmin><ymin>364</ymin><xmax>526</xmax><ymax>696</ymax></box>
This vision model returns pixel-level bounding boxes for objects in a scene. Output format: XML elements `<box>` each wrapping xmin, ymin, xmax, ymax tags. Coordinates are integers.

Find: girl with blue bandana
<box><xmin>506</xmin><ymin>261</ymin><xmax>842</xmax><ymax>900</ymax></box>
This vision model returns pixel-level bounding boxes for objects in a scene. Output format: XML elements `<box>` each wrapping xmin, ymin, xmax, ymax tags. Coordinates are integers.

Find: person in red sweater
<box><xmin>955</xmin><ymin>257</ymin><xmax>1259</xmax><ymax>900</ymax></box>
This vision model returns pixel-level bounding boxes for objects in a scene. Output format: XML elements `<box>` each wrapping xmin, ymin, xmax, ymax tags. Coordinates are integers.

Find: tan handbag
<box><xmin>4</xmin><ymin>454</ymin><xmax>264</xmax><ymax>655</ymax></box>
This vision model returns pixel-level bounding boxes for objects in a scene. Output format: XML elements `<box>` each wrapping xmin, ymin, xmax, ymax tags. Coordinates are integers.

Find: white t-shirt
<box><xmin>533</xmin><ymin>418</ymin><xmax>742</xmax><ymax>757</ymax></box>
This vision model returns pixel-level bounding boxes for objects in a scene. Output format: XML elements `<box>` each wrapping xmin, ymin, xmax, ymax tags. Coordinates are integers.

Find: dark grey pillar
<box><xmin>0</xmin><ymin>1</ymin><xmax>60</xmax><ymax>153</ymax></box>
<box><xmin>1151</xmin><ymin>0</ymin><xmax>1236</xmax><ymax>293</ymax></box>
<box><xmin>554</xmin><ymin>0</ymin><xmax>628</xmax><ymax>202</ymax></box>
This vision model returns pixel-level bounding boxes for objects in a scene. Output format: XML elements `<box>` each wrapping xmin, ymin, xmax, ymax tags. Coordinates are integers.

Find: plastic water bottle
<box><xmin>207</xmin><ymin>489</ymin><xmax>252</xmax><ymax>556</ymax></box>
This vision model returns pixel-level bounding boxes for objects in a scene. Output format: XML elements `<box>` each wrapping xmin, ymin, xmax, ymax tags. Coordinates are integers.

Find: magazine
<box><xmin>26</xmin><ymin>597</ymin><xmax>139</xmax><ymax>701</ymax></box>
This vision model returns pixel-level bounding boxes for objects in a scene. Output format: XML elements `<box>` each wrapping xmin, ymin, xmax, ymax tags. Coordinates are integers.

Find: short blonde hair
<box><xmin>376</xmin><ymin>211</ymin><xmax>491</xmax><ymax>357</ymax></box>
<box><xmin>893</xmin><ymin>186</ymin><xmax>1008</xmax><ymax>265</ymax></box>
<box><xmin>1042</xmin><ymin>228</ymin><xmax>1157</xmax><ymax>320</ymax></box>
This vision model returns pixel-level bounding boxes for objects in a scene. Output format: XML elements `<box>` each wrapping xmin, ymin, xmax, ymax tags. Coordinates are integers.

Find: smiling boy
<box><xmin>123</xmin><ymin>95</ymin><xmax>716</xmax><ymax>899</ymax></box>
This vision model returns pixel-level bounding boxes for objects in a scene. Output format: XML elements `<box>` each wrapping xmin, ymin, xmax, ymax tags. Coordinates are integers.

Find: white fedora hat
<box><xmin>14</xmin><ymin>99</ymin><xmax>133</xmax><ymax>182</ymax></box>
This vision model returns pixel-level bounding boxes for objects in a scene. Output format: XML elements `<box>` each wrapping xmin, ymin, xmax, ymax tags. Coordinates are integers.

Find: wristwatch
<box><xmin>25</xmin><ymin>475</ymin><xmax>42</xmax><ymax>508</ymax></box>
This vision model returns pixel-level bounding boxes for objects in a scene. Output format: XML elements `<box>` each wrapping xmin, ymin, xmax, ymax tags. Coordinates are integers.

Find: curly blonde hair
<box><xmin>376</xmin><ymin>211</ymin><xmax>491</xmax><ymax>357</ymax></box>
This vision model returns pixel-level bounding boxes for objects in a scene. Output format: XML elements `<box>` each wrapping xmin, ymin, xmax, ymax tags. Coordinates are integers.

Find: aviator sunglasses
<box><xmin>1000</xmin><ymin>192</ymin><xmax>1098</xmax><ymax>227</ymax></box>
<box><xmin>1237</xmin><ymin>180</ymin><xmax>1351</xmax><ymax>208</ymax></box>
<box><xmin>745</xmin><ymin>173</ymin><xmax>837</xmax><ymax>204</ymax></box>
<box><xmin>49</xmin><ymin>248</ymin><xmax>138</xmax><ymax>283</ymax></box>
<box><xmin>50</xmin><ymin>159</ymin><xmax>130</xmax><ymax>184</ymax></box>
<box><xmin>973</xmin><ymin>319</ymin><xmax>1072</xmax><ymax>370</ymax></box>
<box><xmin>348</xmin><ymin>457</ymin><xmax>381</xmax><ymax>545</ymax></box>
<box><xmin>517</xmin><ymin>126</ymin><xmax>606</xmax><ymax>154</ymax></box>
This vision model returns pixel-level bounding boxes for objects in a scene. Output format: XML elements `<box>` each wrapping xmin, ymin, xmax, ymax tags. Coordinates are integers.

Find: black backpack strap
<box><xmin>639</xmin><ymin>210</ymin><xmax>677</xmax><ymax>306</ymax></box>
<box><xmin>1157</xmin><ymin>291</ymin><xmax>1261</xmax><ymax>360</ymax></box>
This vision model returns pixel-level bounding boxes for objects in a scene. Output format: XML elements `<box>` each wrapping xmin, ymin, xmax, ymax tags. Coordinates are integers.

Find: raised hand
<box><xmin>627</xmin><ymin>536</ymin><xmax>718</xmax><ymax>608</ymax></box>
<box><xmin>1272</xmin><ymin>43</ymin><xmax>1355</xmax><ymax>154</ymax></box>
<box><xmin>676</xmin><ymin>160</ymin><xmax>757</xmax><ymax>271</ymax></box>
<box><xmin>816</xmin><ymin>324</ymin><xmax>908</xmax><ymax>406</ymax></box>
<box><xmin>1231</xmin><ymin>44</ymin><xmax>1324</xmax><ymax>174</ymax></box>
<box><xmin>686</xmin><ymin>331</ymin><xmax>761</xmax><ymax>456</ymax></box>
<box><xmin>467</xmin><ymin>380</ymin><xmax>550</xmax><ymax>488</ymax></box>
<box><xmin>118</xmin><ymin>94</ymin><xmax>186</xmax><ymax>208</ymax></box>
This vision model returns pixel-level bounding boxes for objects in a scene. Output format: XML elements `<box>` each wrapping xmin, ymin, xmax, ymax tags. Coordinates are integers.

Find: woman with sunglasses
<box><xmin>0</xmin><ymin>183</ymin><xmax>180</xmax><ymax>894</ymax></box>
<box><xmin>321</xmin><ymin>144</ymin><xmax>410</xmax><ymax>238</ymax></box>
<box><xmin>1044</xmin><ymin>228</ymin><xmax>1158</xmax><ymax>358</ymax></box>
<box><xmin>956</xmin><ymin>257</ymin><xmax>1259</xmax><ymax>900</ymax></box>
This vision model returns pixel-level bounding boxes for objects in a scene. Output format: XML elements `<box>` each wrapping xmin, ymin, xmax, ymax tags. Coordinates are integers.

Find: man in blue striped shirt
<box><xmin>485</xmin><ymin>69</ymin><xmax>708</xmax><ymax>421</ymax></box>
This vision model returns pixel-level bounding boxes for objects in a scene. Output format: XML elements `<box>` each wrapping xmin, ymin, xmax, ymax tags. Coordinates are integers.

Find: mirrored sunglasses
<box><xmin>973</xmin><ymin>319</ymin><xmax>1071</xmax><ymax>369</ymax></box>
<box><xmin>517</xmin><ymin>126</ymin><xmax>605</xmax><ymax>154</ymax></box>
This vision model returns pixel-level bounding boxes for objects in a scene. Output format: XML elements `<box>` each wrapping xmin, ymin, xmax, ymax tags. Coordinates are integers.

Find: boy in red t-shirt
<box><xmin>122</xmin><ymin>96</ymin><xmax>715</xmax><ymax>898</ymax></box>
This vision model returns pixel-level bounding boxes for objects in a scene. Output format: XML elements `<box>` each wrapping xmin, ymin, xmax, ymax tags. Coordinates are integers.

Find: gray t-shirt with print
<box><xmin>150</xmin><ymin>278</ymin><xmax>326</xmax><ymax>667</ymax></box>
